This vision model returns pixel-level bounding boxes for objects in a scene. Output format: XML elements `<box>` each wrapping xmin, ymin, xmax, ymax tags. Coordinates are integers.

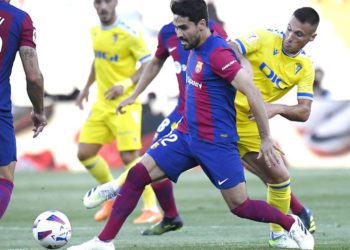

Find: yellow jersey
<box><xmin>91</xmin><ymin>18</ymin><xmax>151</xmax><ymax>110</ymax></box>
<box><xmin>234</xmin><ymin>29</ymin><xmax>315</xmax><ymax>122</ymax></box>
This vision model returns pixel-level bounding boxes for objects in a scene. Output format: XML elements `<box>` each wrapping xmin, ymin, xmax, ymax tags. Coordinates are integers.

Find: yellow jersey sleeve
<box><xmin>234</xmin><ymin>29</ymin><xmax>267</xmax><ymax>55</ymax></box>
<box><xmin>296</xmin><ymin>54</ymin><xmax>315</xmax><ymax>100</ymax></box>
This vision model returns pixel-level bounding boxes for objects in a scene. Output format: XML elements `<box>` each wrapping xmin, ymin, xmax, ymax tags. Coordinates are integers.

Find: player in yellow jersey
<box><xmin>231</xmin><ymin>7</ymin><xmax>319</xmax><ymax>248</ymax></box>
<box><xmin>76</xmin><ymin>0</ymin><xmax>162</xmax><ymax>224</ymax></box>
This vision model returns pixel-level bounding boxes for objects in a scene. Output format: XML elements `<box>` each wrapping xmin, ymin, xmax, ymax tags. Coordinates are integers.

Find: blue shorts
<box><xmin>147</xmin><ymin>130</ymin><xmax>245</xmax><ymax>189</ymax></box>
<box><xmin>0</xmin><ymin>112</ymin><xmax>17</xmax><ymax>166</ymax></box>
<box><xmin>152</xmin><ymin>106</ymin><xmax>182</xmax><ymax>143</ymax></box>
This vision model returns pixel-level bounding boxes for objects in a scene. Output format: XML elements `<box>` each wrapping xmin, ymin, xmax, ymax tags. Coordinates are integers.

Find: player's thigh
<box><xmin>146</xmin><ymin>130</ymin><xmax>197</xmax><ymax>183</ymax></box>
<box><xmin>194</xmin><ymin>140</ymin><xmax>245</xmax><ymax>189</ymax></box>
<box><xmin>79</xmin><ymin>109</ymin><xmax>114</xmax><ymax>145</ymax></box>
<box><xmin>153</xmin><ymin>107</ymin><xmax>182</xmax><ymax>142</ymax></box>
<box><xmin>0</xmin><ymin>113</ymin><xmax>16</xmax><ymax>167</ymax></box>
<box><xmin>114</xmin><ymin>104</ymin><xmax>142</xmax><ymax>151</ymax></box>
<box><xmin>243</xmin><ymin>152</ymin><xmax>289</xmax><ymax>184</ymax></box>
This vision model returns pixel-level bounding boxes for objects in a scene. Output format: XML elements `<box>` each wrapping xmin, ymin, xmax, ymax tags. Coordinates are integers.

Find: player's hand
<box><xmin>76</xmin><ymin>89</ymin><xmax>89</xmax><ymax>110</ymax></box>
<box><xmin>248</xmin><ymin>103</ymin><xmax>279</xmax><ymax>120</ymax></box>
<box><xmin>31</xmin><ymin>111</ymin><xmax>47</xmax><ymax>138</ymax></box>
<box><xmin>117</xmin><ymin>96</ymin><xmax>136</xmax><ymax>114</ymax></box>
<box><xmin>257</xmin><ymin>137</ymin><xmax>283</xmax><ymax>168</ymax></box>
<box><xmin>105</xmin><ymin>85</ymin><xmax>125</xmax><ymax>100</ymax></box>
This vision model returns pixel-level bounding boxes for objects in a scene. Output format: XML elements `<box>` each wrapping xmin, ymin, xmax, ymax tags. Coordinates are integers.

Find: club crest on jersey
<box><xmin>195</xmin><ymin>61</ymin><xmax>203</xmax><ymax>73</ymax></box>
<box><xmin>295</xmin><ymin>64</ymin><xmax>302</xmax><ymax>75</ymax></box>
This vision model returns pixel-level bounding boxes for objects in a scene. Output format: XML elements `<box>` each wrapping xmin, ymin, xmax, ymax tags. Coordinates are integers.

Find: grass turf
<box><xmin>1</xmin><ymin>169</ymin><xmax>350</xmax><ymax>249</ymax></box>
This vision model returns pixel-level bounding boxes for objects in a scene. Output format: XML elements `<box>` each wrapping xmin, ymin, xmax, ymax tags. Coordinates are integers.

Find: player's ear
<box><xmin>309</xmin><ymin>33</ymin><xmax>317</xmax><ymax>42</ymax></box>
<box><xmin>198</xmin><ymin>19</ymin><xmax>206</xmax><ymax>31</ymax></box>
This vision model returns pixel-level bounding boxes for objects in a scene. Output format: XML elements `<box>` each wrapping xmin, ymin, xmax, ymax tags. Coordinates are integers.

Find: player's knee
<box><xmin>77</xmin><ymin>151</ymin><xmax>91</xmax><ymax>162</ymax></box>
<box><xmin>126</xmin><ymin>163</ymin><xmax>151</xmax><ymax>189</ymax></box>
<box><xmin>120</xmin><ymin>151</ymin><xmax>139</xmax><ymax>165</ymax></box>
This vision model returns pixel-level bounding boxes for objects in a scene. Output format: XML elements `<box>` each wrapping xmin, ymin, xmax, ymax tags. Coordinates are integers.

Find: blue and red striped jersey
<box><xmin>178</xmin><ymin>35</ymin><xmax>242</xmax><ymax>143</ymax></box>
<box><xmin>0</xmin><ymin>1</ymin><xmax>36</xmax><ymax>112</ymax></box>
<box><xmin>155</xmin><ymin>20</ymin><xmax>227</xmax><ymax>115</ymax></box>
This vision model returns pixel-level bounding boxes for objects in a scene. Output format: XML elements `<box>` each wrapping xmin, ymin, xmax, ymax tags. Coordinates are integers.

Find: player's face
<box><xmin>173</xmin><ymin>15</ymin><xmax>201</xmax><ymax>50</ymax></box>
<box><xmin>94</xmin><ymin>0</ymin><xmax>118</xmax><ymax>25</ymax></box>
<box><xmin>283</xmin><ymin>16</ymin><xmax>317</xmax><ymax>54</ymax></box>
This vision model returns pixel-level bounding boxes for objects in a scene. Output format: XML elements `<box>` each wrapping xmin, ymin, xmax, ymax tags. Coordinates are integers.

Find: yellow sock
<box><xmin>267</xmin><ymin>179</ymin><xmax>291</xmax><ymax>233</ymax></box>
<box><xmin>116</xmin><ymin>157</ymin><xmax>159</xmax><ymax>211</ymax></box>
<box><xmin>81</xmin><ymin>156</ymin><xmax>113</xmax><ymax>184</ymax></box>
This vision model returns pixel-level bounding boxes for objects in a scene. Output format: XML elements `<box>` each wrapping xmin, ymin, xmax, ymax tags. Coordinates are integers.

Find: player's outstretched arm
<box><xmin>19</xmin><ymin>45</ymin><xmax>47</xmax><ymax>138</ymax></box>
<box><xmin>116</xmin><ymin>56</ymin><xmax>165</xmax><ymax>114</ymax></box>
<box><xmin>232</xmin><ymin>68</ymin><xmax>280</xmax><ymax>168</ymax></box>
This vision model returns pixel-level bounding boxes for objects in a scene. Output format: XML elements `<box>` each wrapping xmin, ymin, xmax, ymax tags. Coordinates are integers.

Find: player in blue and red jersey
<box><xmin>69</xmin><ymin>1</ymin><xmax>314</xmax><ymax>249</ymax></box>
<box><xmin>0</xmin><ymin>0</ymin><xmax>46</xmax><ymax>219</ymax></box>
<box><xmin>82</xmin><ymin>0</ymin><xmax>228</xmax><ymax>230</ymax></box>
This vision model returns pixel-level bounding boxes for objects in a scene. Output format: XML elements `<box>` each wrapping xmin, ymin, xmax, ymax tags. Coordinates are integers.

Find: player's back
<box><xmin>0</xmin><ymin>1</ymin><xmax>34</xmax><ymax>112</ymax></box>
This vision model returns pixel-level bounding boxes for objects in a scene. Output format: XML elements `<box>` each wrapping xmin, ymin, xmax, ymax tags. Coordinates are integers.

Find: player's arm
<box><xmin>117</xmin><ymin>56</ymin><xmax>166</xmax><ymax>113</ymax></box>
<box><xmin>76</xmin><ymin>61</ymin><xmax>95</xmax><ymax>109</ymax></box>
<box><xmin>261</xmin><ymin>99</ymin><xmax>312</xmax><ymax>122</ymax></box>
<box><xmin>228</xmin><ymin>41</ymin><xmax>253</xmax><ymax>79</ymax></box>
<box><xmin>232</xmin><ymin>69</ymin><xmax>280</xmax><ymax>167</ymax></box>
<box><xmin>19</xmin><ymin>45</ymin><xmax>47</xmax><ymax>138</ymax></box>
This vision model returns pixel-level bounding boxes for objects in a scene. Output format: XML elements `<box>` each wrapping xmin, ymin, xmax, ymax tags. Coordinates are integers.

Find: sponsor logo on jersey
<box><xmin>186</xmin><ymin>75</ymin><xmax>202</xmax><ymax>89</ymax></box>
<box><xmin>222</xmin><ymin>60</ymin><xmax>237</xmax><ymax>71</ymax></box>
<box><xmin>169</xmin><ymin>46</ymin><xmax>177</xmax><ymax>53</ymax></box>
<box><xmin>195</xmin><ymin>61</ymin><xmax>203</xmax><ymax>73</ymax></box>
<box><xmin>259</xmin><ymin>62</ymin><xmax>286</xmax><ymax>89</ymax></box>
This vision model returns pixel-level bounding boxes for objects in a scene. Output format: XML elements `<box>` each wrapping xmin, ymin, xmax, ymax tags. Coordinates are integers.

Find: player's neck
<box><xmin>197</xmin><ymin>28</ymin><xmax>211</xmax><ymax>48</ymax></box>
<box><xmin>282</xmin><ymin>47</ymin><xmax>301</xmax><ymax>58</ymax></box>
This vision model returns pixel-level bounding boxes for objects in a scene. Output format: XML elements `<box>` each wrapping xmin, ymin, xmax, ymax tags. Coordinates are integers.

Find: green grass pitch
<box><xmin>1</xmin><ymin>169</ymin><xmax>350</xmax><ymax>249</ymax></box>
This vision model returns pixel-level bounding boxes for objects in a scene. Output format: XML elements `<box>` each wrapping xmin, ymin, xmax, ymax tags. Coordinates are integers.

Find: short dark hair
<box><xmin>171</xmin><ymin>0</ymin><xmax>208</xmax><ymax>26</ymax></box>
<box><xmin>294</xmin><ymin>7</ymin><xmax>320</xmax><ymax>27</ymax></box>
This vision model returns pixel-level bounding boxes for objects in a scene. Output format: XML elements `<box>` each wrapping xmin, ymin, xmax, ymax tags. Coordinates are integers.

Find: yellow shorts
<box><xmin>79</xmin><ymin>102</ymin><xmax>142</xmax><ymax>151</ymax></box>
<box><xmin>236</xmin><ymin>114</ymin><xmax>261</xmax><ymax>158</ymax></box>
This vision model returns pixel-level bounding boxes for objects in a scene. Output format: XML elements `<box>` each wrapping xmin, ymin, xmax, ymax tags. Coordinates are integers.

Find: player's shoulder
<box><xmin>265</xmin><ymin>28</ymin><xmax>285</xmax><ymax>38</ymax></box>
<box><xmin>0</xmin><ymin>2</ymin><xmax>30</xmax><ymax>21</ymax></box>
<box><xmin>116</xmin><ymin>18</ymin><xmax>140</xmax><ymax>37</ymax></box>
<box><xmin>297</xmin><ymin>49</ymin><xmax>314</xmax><ymax>66</ymax></box>
<box><xmin>159</xmin><ymin>22</ymin><xmax>175</xmax><ymax>36</ymax></box>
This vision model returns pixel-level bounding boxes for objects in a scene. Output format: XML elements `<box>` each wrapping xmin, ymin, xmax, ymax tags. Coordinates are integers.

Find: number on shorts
<box><xmin>159</xmin><ymin>133</ymin><xmax>178</xmax><ymax>146</ymax></box>
<box><xmin>157</xmin><ymin>118</ymin><xmax>170</xmax><ymax>133</ymax></box>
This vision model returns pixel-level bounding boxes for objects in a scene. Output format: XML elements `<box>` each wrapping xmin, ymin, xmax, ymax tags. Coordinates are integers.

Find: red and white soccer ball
<box><xmin>32</xmin><ymin>210</ymin><xmax>72</xmax><ymax>249</ymax></box>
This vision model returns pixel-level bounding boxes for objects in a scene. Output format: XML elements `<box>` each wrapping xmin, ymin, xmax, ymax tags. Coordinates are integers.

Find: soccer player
<box><xmin>68</xmin><ymin>1</ymin><xmax>314</xmax><ymax>249</ymax></box>
<box><xmin>230</xmin><ymin>7</ymin><xmax>320</xmax><ymax>247</ymax></box>
<box><xmin>82</xmin><ymin>0</ymin><xmax>228</xmax><ymax>230</ymax></box>
<box><xmin>83</xmin><ymin>0</ymin><xmax>316</xmax><ymax>241</ymax></box>
<box><xmin>0</xmin><ymin>0</ymin><xmax>47</xmax><ymax>219</ymax></box>
<box><xmin>75</xmin><ymin>0</ymin><xmax>161</xmax><ymax>223</ymax></box>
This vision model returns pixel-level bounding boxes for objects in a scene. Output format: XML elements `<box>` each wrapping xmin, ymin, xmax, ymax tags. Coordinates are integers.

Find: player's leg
<box><xmin>222</xmin><ymin>183</ymin><xmax>314</xmax><ymax>249</ymax></box>
<box><xmin>0</xmin><ymin>162</ymin><xmax>15</xmax><ymax>219</ymax></box>
<box><xmin>116</xmin><ymin>103</ymin><xmax>161</xmax><ymax>224</ymax></box>
<box><xmin>0</xmin><ymin>113</ymin><xmax>18</xmax><ymax>219</ymax></box>
<box><xmin>78</xmin><ymin>105</ymin><xmax>114</xmax><ymax>185</ymax></box>
<box><xmin>68</xmin><ymin>130</ymin><xmax>196</xmax><ymax>248</ymax></box>
<box><xmin>120</xmin><ymin>150</ymin><xmax>162</xmax><ymax>224</ymax></box>
<box><xmin>78</xmin><ymin>105</ymin><xmax>116</xmax><ymax>221</ymax></box>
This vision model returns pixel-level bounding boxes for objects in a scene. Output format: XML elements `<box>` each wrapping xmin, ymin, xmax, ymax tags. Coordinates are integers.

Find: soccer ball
<box><xmin>32</xmin><ymin>210</ymin><xmax>72</xmax><ymax>249</ymax></box>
